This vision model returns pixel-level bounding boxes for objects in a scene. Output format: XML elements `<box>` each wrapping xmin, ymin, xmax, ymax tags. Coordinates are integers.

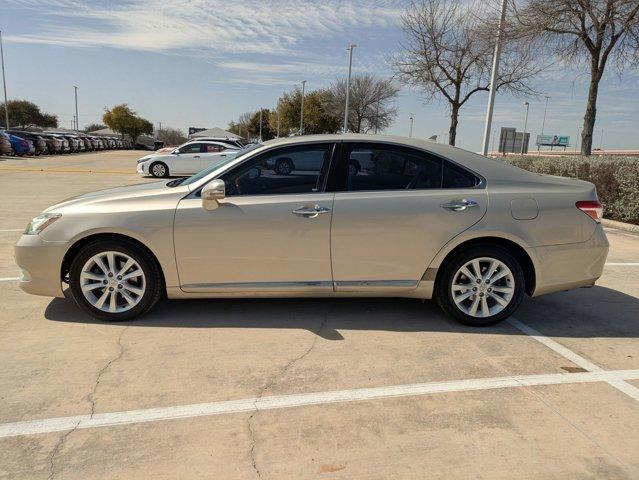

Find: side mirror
<box><xmin>201</xmin><ymin>179</ymin><xmax>225</xmax><ymax>211</ymax></box>
<box><xmin>172</xmin><ymin>149</ymin><xmax>180</xmax><ymax>155</ymax></box>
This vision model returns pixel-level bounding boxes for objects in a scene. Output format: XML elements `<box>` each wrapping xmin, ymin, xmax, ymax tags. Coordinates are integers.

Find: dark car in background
<box><xmin>5</xmin><ymin>133</ymin><xmax>31</xmax><ymax>156</ymax></box>
<box><xmin>6</xmin><ymin>131</ymin><xmax>48</xmax><ymax>155</ymax></box>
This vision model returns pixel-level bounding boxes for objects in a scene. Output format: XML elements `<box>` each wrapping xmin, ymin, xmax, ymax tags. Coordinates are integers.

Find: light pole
<box><xmin>73</xmin><ymin>85</ymin><xmax>79</xmax><ymax>131</ymax></box>
<box><xmin>276</xmin><ymin>105</ymin><xmax>280</xmax><ymax>138</ymax></box>
<box><xmin>540</xmin><ymin>95</ymin><xmax>550</xmax><ymax>136</ymax></box>
<box><xmin>300</xmin><ymin>80</ymin><xmax>306</xmax><ymax>135</ymax></box>
<box><xmin>481</xmin><ymin>0</ymin><xmax>508</xmax><ymax>156</ymax></box>
<box><xmin>258</xmin><ymin>109</ymin><xmax>263</xmax><ymax>142</ymax></box>
<box><xmin>0</xmin><ymin>30</ymin><xmax>9</xmax><ymax>129</ymax></box>
<box><xmin>521</xmin><ymin>101</ymin><xmax>530</xmax><ymax>155</ymax></box>
<box><xmin>409</xmin><ymin>114</ymin><xmax>414</xmax><ymax>138</ymax></box>
<box><xmin>599</xmin><ymin>128</ymin><xmax>604</xmax><ymax>150</ymax></box>
<box><xmin>343</xmin><ymin>43</ymin><xmax>356</xmax><ymax>133</ymax></box>
<box><xmin>374</xmin><ymin>97</ymin><xmax>380</xmax><ymax>134</ymax></box>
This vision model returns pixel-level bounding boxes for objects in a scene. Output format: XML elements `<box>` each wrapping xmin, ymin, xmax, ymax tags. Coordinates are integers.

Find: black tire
<box><xmin>69</xmin><ymin>239</ymin><xmax>164</xmax><ymax>322</ymax></box>
<box><xmin>435</xmin><ymin>245</ymin><xmax>525</xmax><ymax>327</ymax></box>
<box><xmin>150</xmin><ymin>161</ymin><xmax>169</xmax><ymax>178</ymax></box>
<box><xmin>275</xmin><ymin>158</ymin><xmax>294</xmax><ymax>175</ymax></box>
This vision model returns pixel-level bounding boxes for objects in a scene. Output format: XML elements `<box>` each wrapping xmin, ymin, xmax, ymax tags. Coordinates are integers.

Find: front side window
<box><xmin>343</xmin><ymin>143</ymin><xmax>443</xmax><ymax>191</ymax></box>
<box><xmin>179</xmin><ymin>143</ymin><xmax>203</xmax><ymax>154</ymax></box>
<box><xmin>222</xmin><ymin>143</ymin><xmax>334</xmax><ymax>196</ymax></box>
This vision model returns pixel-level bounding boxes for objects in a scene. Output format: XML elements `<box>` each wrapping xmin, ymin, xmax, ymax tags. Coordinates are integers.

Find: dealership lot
<box><xmin>1</xmin><ymin>151</ymin><xmax>638</xmax><ymax>479</ymax></box>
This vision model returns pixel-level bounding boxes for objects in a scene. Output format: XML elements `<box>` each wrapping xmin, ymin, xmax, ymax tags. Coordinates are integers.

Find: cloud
<box><xmin>5</xmin><ymin>0</ymin><xmax>403</xmax><ymax>55</ymax></box>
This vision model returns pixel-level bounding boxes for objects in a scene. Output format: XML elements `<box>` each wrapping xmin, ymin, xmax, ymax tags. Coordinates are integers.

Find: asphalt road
<box><xmin>1</xmin><ymin>151</ymin><xmax>638</xmax><ymax>479</ymax></box>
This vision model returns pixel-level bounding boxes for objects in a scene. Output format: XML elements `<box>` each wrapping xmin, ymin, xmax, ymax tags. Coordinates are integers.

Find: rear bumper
<box><xmin>14</xmin><ymin>234</ymin><xmax>66</xmax><ymax>298</ymax></box>
<box><xmin>528</xmin><ymin>224</ymin><xmax>609</xmax><ymax>297</ymax></box>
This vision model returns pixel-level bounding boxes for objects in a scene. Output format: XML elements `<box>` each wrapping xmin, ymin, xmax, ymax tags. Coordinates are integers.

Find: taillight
<box><xmin>576</xmin><ymin>200</ymin><xmax>602</xmax><ymax>223</ymax></box>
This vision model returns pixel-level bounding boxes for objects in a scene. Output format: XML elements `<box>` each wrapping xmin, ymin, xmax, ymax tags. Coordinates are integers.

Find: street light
<box><xmin>0</xmin><ymin>30</ymin><xmax>9</xmax><ymax>129</ymax></box>
<box><xmin>300</xmin><ymin>80</ymin><xmax>306</xmax><ymax>135</ymax></box>
<box><xmin>540</xmin><ymin>95</ymin><xmax>550</xmax><ymax>136</ymax></box>
<box><xmin>408</xmin><ymin>114</ymin><xmax>414</xmax><ymax>138</ymax></box>
<box><xmin>259</xmin><ymin>109</ymin><xmax>263</xmax><ymax>142</ymax></box>
<box><xmin>74</xmin><ymin>85</ymin><xmax>79</xmax><ymax>132</ymax></box>
<box><xmin>521</xmin><ymin>101</ymin><xmax>530</xmax><ymax>155</ymax></box>
<box><xmin>481</xmin><ymin>0</ymin><xmax>508</xmax><ymax>156</ymax></box>
<box><xmin>343</xmin><ymin>44</ymin><xmax>356</xmax><ymax>133</ymax></box>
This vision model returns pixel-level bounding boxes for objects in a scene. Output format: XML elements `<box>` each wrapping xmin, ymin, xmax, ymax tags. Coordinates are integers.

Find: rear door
<box><xmin>330</xmin><ymin>142</ymin><xmax>487</xmax><ymax>292</ymax></box>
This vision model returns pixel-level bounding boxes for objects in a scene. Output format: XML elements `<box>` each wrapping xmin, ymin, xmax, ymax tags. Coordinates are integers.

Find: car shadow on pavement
<box><xmin>44</xmin><ymin>285</ymin><xmax>639</xmax><ymax>341</ymax></box>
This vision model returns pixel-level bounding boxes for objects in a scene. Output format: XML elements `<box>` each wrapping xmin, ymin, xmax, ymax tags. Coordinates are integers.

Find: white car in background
<box><xmin>137</xmin><ymin>140</ymin><xmax>239</xmax><ymax>177</ymax></box>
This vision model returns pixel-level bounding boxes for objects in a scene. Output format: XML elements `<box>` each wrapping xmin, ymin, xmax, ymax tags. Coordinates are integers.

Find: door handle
<box><xmin>440</xmin><ymin>199</ymin><xmax>479</xmax><ymax>211</ymax></box>
<box><xmin>292</xmin><ymin>204</ymin><xmax>331</xmax><ymax>218</ymax></box>
<box><xmin>194</xmin><ymin>155</ymin><xmax>200</xmax><ymax>159</ymax></box>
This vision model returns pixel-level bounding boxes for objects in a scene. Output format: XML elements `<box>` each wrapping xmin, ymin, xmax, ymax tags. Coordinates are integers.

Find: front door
<box><xmin>173</xmin><ymin>142</ymin><xmax>204</xmax><ymax>175</ymax></box>
<box><xmin>330</xmin><ymin>142</ymin><xmax>488</xmax><ymax>291</ymax></box>
<box><xmin>174</xmin><ymin>142</ymin><xmax>337</xmax><ymax>293</ymax></box>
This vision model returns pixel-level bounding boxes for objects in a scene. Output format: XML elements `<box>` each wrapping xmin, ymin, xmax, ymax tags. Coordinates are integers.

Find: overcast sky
<box><xmin>3</xmin><ymin>0</ymin><xmax>639</xmax><ymax>151</ymax></box>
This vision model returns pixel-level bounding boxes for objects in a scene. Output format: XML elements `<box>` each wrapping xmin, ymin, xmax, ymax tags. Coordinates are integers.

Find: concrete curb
<box><xmin>602</xmin><ymin>218</ymin><xmax>639</xmax><ymax>234</ymax></box>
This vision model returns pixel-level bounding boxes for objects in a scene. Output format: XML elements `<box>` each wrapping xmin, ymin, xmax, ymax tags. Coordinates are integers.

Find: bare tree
<box><xmin>393</xmin><ymin>0</ymin><xmax>542</xmax><ymax>146</ymax></box>
<box><xmin>513</xmin><ymin>0</ymin><xmax>639</xmax><ymax>155</ymax></box>
<box><xmin>155</xmin><ymin>127</ymin><xmax>187</xmax><ymax>146</ymax></box>
<box><xmin>326</xmin><ymin>74</ymin><xmax>399</xmax><ymax>133</ymax></box>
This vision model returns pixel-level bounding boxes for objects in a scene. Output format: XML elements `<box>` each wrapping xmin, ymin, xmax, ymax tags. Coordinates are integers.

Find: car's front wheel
<box><xmin>150</xmin><ymin>161</ymin><xmax>169</xmax><ymax>178</ymax></box>
<box><xmin>69</xmin><ymin>239</ymin><xmax>163</xmax><ymax>321</ymax></box>
<box><xmin>436</xmin><ymin>246</ymin><xmax>525</xmax><ymax>327</ymax></box>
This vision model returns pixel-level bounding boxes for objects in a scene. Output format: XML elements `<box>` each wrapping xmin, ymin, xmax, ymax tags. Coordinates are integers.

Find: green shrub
<box><xmin>503</xmin><ymin>155</ymin><xmax>639</xmax><ymax>225</ymax></box>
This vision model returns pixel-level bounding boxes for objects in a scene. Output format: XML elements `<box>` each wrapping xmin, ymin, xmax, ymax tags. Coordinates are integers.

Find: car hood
<box><xmin>138</xmin><ymin>153</ymin><xmax>173</xmax><ymax>162</ymax></box>
<box><xmin>44</xmin><ymin>180</ymin><xmax>173</xmax><ymax>212</ymax></box>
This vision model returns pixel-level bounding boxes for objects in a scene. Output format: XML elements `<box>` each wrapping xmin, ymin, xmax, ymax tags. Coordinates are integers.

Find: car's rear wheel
<box><xmin>435</xmin><ymin>246</ymin><xmax>525</xmax><ymax>326</ymax></box>
<box><xmin>150</xmin><ymin>161</ymin><xmax>169</xmax><ymax>178</ymax></box>
<box><xmin>69</xmin><ymin>239</ymin><xmax>163</xmax><ymax>322</ymax></box>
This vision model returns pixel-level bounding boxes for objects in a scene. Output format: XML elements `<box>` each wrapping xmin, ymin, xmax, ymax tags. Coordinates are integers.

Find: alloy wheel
<box><xmin>79</xmin><ymin>251</ymin><xmax>146</xmax><ymax>313</ymax></box>
<box><xmin>152</xmin><ymin>164</ymin><xmax>166</xmax><ymax>177</ymax></box>
<box><xmin>450</xmin><ymin>257</ymin><xmax>515</xmax><ymax>318</ymax></box>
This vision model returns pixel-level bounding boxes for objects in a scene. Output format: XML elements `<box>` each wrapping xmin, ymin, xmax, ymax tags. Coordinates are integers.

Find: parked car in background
<box><xmin>136</xmin><ymin>140</ymin><xmax>240</xmax><ymax>177</ymax></box>
<box><xmin>5</xmin><ymin>131</ymin><xmax>48</xmax><ymax>155</ymax></box>
<box><xmin>14</xmin><ymin>134</ymin><xmax>608</xmax><ymax>324</ymax></box>
<box><xmin>0</xmin><ymin>132</ymin><xmax>13</xmax><ymax>156</ymax></box>
<box><xmin>38</xmin><ymin>134</ymin><xmax>63</xmax><ymax>154</ymax></box>
<box><xmin>6</xmin><ymin>133</ymin><xmax>31</xmax><ymax>156</ymax></box>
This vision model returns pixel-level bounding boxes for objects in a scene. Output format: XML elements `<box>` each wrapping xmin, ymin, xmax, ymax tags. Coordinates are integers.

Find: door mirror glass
<box><xmin>201</xmin><ymin>179</ymin><xmax>226</xmax><ymax>210</ymax></box>
<box><xmin>172</xmin><ymin>149</ymin><xmax>180</xmax><ymax>155</ymax></box>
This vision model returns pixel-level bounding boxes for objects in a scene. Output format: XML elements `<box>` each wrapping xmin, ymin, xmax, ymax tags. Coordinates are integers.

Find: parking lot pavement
<box><xmin>1</xmin><ymin>152</ymin><xmax>638</xmax><ymax>479</ymax></box>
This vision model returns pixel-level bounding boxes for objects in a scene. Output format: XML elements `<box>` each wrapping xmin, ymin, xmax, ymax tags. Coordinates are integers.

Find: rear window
<box><xmin>443</xmin><ymin>162</ymin><xmax>480</xmax><ymax>188</ymax></box>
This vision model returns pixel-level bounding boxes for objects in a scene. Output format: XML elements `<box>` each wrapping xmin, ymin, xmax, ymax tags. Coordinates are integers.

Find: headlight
<box><xmin>25</xmin><ymin>213</ymin><xmax>62</xmax><ymax>235</ymax></box>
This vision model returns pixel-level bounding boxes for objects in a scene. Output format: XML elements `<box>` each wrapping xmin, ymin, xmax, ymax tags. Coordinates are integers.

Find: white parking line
<box><xmin>0</xmin><ymin>277</ymin><xmax>20</xmax><ymax>282</ymax></box>
<box><xmin>605</xmin><ymin>262</ymin><xmax>639</xmax><ymax>266</ymax></box>
<box><xmin>508</xmin><ymin>317</ymin><xmax>639</xmax><ymax>402</ymax></box>
<box><xmin>0</xmin><ymin>229</ymin><xmax>23</xmax><ymax>232</ymax></box>
<box><xmin>2</xmin><ymin>369</ymin><xmax>639</xmax><ymax>439</ymax></box>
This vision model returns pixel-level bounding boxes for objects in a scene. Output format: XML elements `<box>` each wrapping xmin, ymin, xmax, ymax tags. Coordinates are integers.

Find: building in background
<box><xmin>498</xmin><ymin>127</ymin><xmax>530</xmax><ymax>154</ymax></box>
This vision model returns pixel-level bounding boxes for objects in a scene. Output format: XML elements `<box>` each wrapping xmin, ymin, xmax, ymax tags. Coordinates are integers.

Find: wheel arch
<box><xmin>61</xmin><ymin>232</ymin><xmax>167</xmax><ymax>290</ymax></box>
<box><xmin>432</xmin><ymin>236</ymin><xmax>536</xmax><ymax>296</ymax></box>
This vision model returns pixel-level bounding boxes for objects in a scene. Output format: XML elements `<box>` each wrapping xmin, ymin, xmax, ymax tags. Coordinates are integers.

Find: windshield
<box><xmin>176</xmin><ymin>143</ymin><xmax>262</xmax><ymax>187</ymax></box>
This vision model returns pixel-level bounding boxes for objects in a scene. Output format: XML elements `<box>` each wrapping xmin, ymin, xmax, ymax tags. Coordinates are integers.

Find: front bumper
<box><xmin>14</xmin><ymin>234</ymin><xmax>67</xmax><ymax>298</ymax></box>
<box><xmin>137</xmin><ymin>162</ymin><xmax>146</xmax><ymax>174</ymax></box>
<box><xmin>528</xmin><ymin>224</ymin><xmax>609</xmax><ymax>297</ymax></box>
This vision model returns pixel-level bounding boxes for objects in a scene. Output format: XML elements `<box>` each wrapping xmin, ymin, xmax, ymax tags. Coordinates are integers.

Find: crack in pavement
<box><xmin>46</xmin><ymin>326</ymin><xmax>129</xmax><ymax>480</ymax></box>
<box><xmin>247</xmin><ymin>313</ymin><xmax>328</xmax><ymax>480</ymax></box>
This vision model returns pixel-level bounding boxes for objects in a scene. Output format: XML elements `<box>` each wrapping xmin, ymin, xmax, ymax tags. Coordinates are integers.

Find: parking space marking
<box><xmin>508</xmin><ymin>317</ymin><xmax>639</xmax><ymax>402</ymax></box>
<box><xmin>0</xmin><ymin>167</ymin><xmax>132</xmax><ymax>175</ymax></box>
<box><xmin>0</xmin><ymin>277</ymin><xmax>20</xmax><ymax>282</ymax></box>
<box><xmin>2</xmin><ymin>369</ymin><xmax>639</xmax><ymax>439</ymax></box>
<box><xmin>0</xmin><ymin>229</ymin><xmax>24</xmax><ymax>232</ymax></box>
<box><xmin>605</xmin><ymin>262</ymin><xmax>639</xmax><ymax>266</ymax></box>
